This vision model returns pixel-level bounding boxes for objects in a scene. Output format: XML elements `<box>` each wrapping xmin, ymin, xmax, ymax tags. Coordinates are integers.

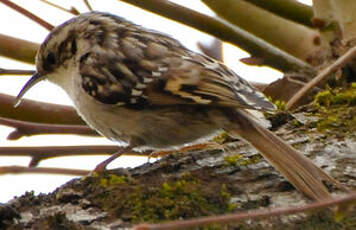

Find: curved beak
<box><xmin>14</xmin><ymin>72</ymin><xmax>44</xmax><ymax>108</ymax></box>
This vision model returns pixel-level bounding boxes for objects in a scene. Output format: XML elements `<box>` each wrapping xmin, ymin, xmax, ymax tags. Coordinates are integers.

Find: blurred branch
<box><xmin>244</xmin><ymin>0</ymin><xmax>314</xmax><ymax>27</ymax></box>
<box><xmin>0</xmin><ymin>144</ymin><xmax>215</xmax><ymax>174</ymax></box>
<box><xmin>286</xmin><ymin>46</ymin><xmax>356</xmax><ymax>110</ymax></box>
<box><xmin>327</xmin><ymin>0</ymin><xmax>356</xmax><ymax>43</ymax></box>
<box><xmin>250</xmin><ymin>81</ymin><xmax>269</xmax><ymax>92</ymax></box>
<box><xmin>0</xmin><ymin>34</ymin><xmax>38</xmax><ymax>64</ymax></box>
<box><xmin>197</xmin><ymin>39</ymin><xmax>222</xmax><ymax>61</ymax></box>
<box><xmin>0</xmin><ymin>0</ymin><xmax>54</xmax><ymax>31</ymax></box>
<box><xmin>203</xmin><ymin>0</ymin><xmax>321</xmax><ymax>62</ymax></box>
<box><xmin>0</xmin><ymin>117</ymin><xmax>97</xmax><ymax>140</ymax></box>
<box><xmin>0</xmin><ymin>166</ymin><xmax>89</xmax><ymax>176</ymax></box>
<box><xmin>263</xmin><ymin>76</ymin><xmax>311</xmax><ymax>105</ymax></box>
<box><xmin>0</xmin><ymin>93</ymin><xmax>84</xmax><ymax>125</ymax></box>
<box><xmin>83</xmin><ymin>0</ymin><xmax>93</xmax><ymax>11</ymax></box>
<box><xmin>0</xmin><ymin>146</ymin><xmax>148</xmax><ymax>167</ymax></box>
<box><xmin>118</xmin><ymin>0</ymin><xmax>314</xmax><ymax>73</ymax></box>
<box><xmin>39</xmin><ymin>0</ymin><xmax>80</xmax><ymax>15</ymax></box>
<box><xmin>0</xmin><ymin>68</ymin><xmax>35</xmax><ymax>76</ymax></box>
<box><xmin>136</xmin><ymin>193</ymin><xmax>356</xmax><ymax>230</ymax></box>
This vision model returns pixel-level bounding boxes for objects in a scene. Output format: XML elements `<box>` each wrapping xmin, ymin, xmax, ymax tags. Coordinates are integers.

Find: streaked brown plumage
<box><xmin>16</xmin><ymin>12</ymin><xmax>344</xmax><ymax>201</ymax></box>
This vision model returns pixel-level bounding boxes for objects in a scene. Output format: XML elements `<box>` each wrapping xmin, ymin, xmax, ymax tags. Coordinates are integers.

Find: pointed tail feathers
<box><xmin>224</xmin><ymin>110</ymin><xmax>345</xmax><ymax>201</ymax></box>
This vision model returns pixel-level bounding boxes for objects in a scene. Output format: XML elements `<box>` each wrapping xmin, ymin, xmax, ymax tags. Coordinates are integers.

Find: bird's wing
<box><xmin>145</xmin><ymin>52</ymin><xmax>276</xmax><ymax>111</ymax></box>
<box><xmin>79</xmin><ymin>20</ymin><xmax>275</xmax><ymax>111</ymax></box>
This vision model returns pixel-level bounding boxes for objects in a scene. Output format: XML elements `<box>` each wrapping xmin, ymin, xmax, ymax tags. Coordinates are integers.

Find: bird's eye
<box><xmin>46</xmin><ymin>52</ymin><xmax>56</xmax><ymax>65</ymax></box>
<box><xmin>43</xmin><ymin>52</ymin><xmax>56</xmax><ymax>71</ymax></box>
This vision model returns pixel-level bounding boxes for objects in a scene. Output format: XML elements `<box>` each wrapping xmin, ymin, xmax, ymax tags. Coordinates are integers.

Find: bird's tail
<box><xmin>223</xmin><ymin>109</ymin><xmax>346</xmax><ymax>201</ymax></box>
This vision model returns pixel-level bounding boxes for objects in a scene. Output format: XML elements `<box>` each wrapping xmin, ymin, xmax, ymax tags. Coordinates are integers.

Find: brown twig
<box><xmin>118</xmin><ymin>0</ymin><xmax>314</xmax><ymax>73</ymax></box>
<box><xmin>83</xmin><ymin>0</ymin><xmax>93</xmax><ymax>11</ymax></box>
<box><xmin>0</xmin><ymin>0</ymin><xmax>54</xmax><ymax>31</ymax></box>
<box><xmin>0</xmin><ymin>68</ymin><xmax>35</xmax><ymax>76</ymax></box>
<box><xmin>0</xmin><ymin>33</ymin><xmax>39</xmax><ymax>64</ymax></box>
<box><xmin>0</xmin><ymin>165</ymin><xmax>89</xmax><ymax>176</ymax></box>
<box><xmin>0</xmin><ymin>145</ymin><xmax>149</xmax><ymax>167</ymax></box>
<box><xmin>0</xmin><ymin>117</ymin><xmax>97</xmax><ymax>140</ymax></box>
<box><xmin>39</xmin><ymin>0</ymin><xmax>80</xmax><ymax>15</ymax></box>
<box><xmin>0</xmin><ymin>93</ymin><xmax>84</xmax><ymax>125</ymax></box>
<box><xmin>286</xmin><ymin>46</ymin><xmax>356</xmax><ymax>110</ymax></box>
<box><xmin>135</xmin><ymin>193</ymin><xmax>356</xmax><ymax>230</ymax></box>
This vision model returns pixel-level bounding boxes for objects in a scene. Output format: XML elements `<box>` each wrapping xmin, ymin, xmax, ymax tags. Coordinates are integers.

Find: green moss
<box><xmin>130</xmin><ymin>179</ymin><xmax>234</xmax><ymax>222</ymax></box>
<box><xmin>224</xmin><ymin>154</ymin><xmax>261</xmax><ymax>167</ymax></box>
<box><xmin>264</xmin><ymin>98</ymin><xmax>295</xmax><ymax>129</ymax></box>
<box><xmin>274</xmin><ymin>99</ymin><xmax>287</xmax><ymax>111</ymax></box>
<box><xmin>212</xmin><ymin>131</ymin><xmax>229</xmax><ymax>144</ymax></box>
<box><xmin>224</xmin><ymin>154</ymin><xmax>243</xmax><ymax>166</ymax></box>
<box><xmin>313</xmin><ymin>86</ymin><xmax>356</xmax><ymax>134</ymax></box>
<box><xmin>314</xmin><ymin>90</ymin><xmax>333</xmax><ymax>108</ymax></box>
<box><xmin>267</xmin><ymin>97</ymin><xmax>286</xmax><ymax>111</ymax></box>
<box><xmin>100</xmin><ymin>174</ymin><xmax>129</xmax><ymax>187</ymax></box>
<box><xmin>89</xmin><ymin>174</ymin><xmax>236</xmax><ymax>224</ymax></box>
<box><xmin>292</xmin><ymin>118</ymin><xmax>303</xmax><ymax>127</ymax></box>
<box><xmin>220</xmin><ymin>184</ymin><xmax>238</xmax><ymax>211</ymax></box>
<box><xmin>314</xmin><ymin>86</ymin><xmax>356</xmax><ymax>109</ymax></box>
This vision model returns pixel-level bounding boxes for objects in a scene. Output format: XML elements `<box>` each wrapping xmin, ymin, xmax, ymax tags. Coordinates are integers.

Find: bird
<box><xmin>15</xmin><ymin>11</ymin><xmax>343</xmax><ymax>201</ymax></box>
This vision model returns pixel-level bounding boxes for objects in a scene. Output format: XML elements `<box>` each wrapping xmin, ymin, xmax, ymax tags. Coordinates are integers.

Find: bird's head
<box><xmin>15</xmin><ymin>11</ymin><xmax>121</xmax><ymax>106</ymax></box>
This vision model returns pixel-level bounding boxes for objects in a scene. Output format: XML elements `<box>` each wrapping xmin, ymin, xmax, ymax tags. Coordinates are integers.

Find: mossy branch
<box><xmin>244</xmin><ymin>0</ymin><xmax>314</xmax><ymax>27</ymax></box>
<box><xmin>286</xmin><ymin>46</ymin><xmax>356</xmax><ymax>110</ymax></box>
<box><xmin>83</xmin><ymin>0</ymin><xmax>93</xmax><ymax>11</ymax></box>
<box><xmin>136</xmin><ymin>193</ymin><xmax>356</xmax><ymax>230</ymax></box>
<box><xmin>118</xmin><ymin>0</ymin><xmax>314</xmax><ymax>73</ymax></box>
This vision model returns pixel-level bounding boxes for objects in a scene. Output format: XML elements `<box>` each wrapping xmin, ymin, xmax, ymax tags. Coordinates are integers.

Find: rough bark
<box><xmin>1</xmin><ymin>99</ymin><xmax>355</xmax><ymax>229</ymax></box>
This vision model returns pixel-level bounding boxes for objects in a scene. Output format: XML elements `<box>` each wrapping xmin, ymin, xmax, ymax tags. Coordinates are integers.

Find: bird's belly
<box><xmin>135</xmin><ymin>107</ymin><xmax>222</xmax><ymax>149</ymax></box>
<box><xmin>74</xmin><ymin>94</ymin><xmax>221</xmax><ymax>149</ymax></box>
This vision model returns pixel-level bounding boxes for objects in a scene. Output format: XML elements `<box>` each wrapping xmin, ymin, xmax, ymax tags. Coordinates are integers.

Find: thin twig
<box><xmin>118</xmin><ymin>0</ymin><xmax>314</xmax><ymax>73</ymax></box>
<box><xmin>39</xmin><ymin>0</ymin><xmax>80</xmax><ymax>15</ymax></box>
<box><xmin>244</xmin><ymin>0</ymin><xmax>314</xmax><ymax>27</ymax></box>
<box><xmin>0</xmin><ymin>146</ymin><xmax>149</xmax><ymax>167</ymax></box>
<box><xmin>0</xmin><ymin>0</ymin><xmax>54</xmax><ymax>31</ymax></box>
<box><xmin>135</xmin><ymin>193</ymin><xmax>356</xmax><ymax>230</ymax></box>
<box><xmin>286</xmin><ymin>46</ymin><xmax>356</xmax><ymax>110</ymax></box>
<box><xmin>0</xmin><ymin>93</ymin><xmax>84</xmax><ymax>125</ymax></box>
<box><xmin>83</xmin><ymin>0</ymin><xmax>93</xmax><ymax>11</ymax></box>
<box><xmin>0</xmin><ymin>68</ymin><xmax>35</xmax><ymax>76</ymax></box>
<box><xmin>0</xmin><ymin>117</ymin><xmax>97</xmax><ymax>140</ymax></box>
<box><xmin>0</xmin><ymin>166</ymin><xmax>89</xmax><ymax>176</ymax></box>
